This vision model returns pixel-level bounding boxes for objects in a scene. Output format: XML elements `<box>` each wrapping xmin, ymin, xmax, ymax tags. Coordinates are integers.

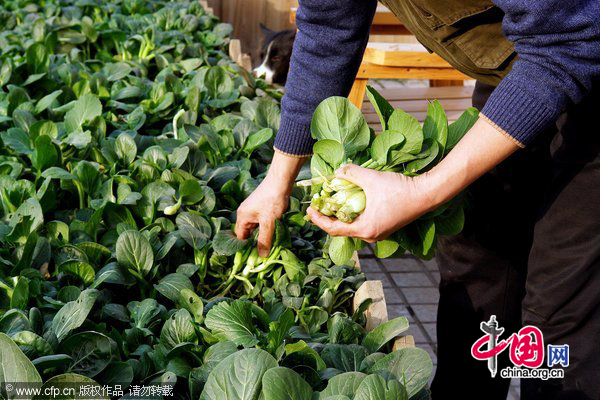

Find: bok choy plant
<box><xmin>300</xmin><ymin>86</ymin><xmax>479</xmax><ymax>263</ymax></box>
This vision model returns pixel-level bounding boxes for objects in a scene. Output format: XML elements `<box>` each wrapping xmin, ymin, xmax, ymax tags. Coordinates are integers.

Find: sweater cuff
<box><xmin>273</xmin><ymin>116</ymin><xmax>315</xmax><ymax>156</ymax></box>
<box><xmin>481</xmin><ymin>78</ymin><xmax>559</xmax><ymax>146</ymax></box>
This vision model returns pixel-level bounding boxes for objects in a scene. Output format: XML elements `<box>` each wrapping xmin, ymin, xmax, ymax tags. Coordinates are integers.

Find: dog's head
<box><xmin>254</xmin><ymin>23</ymin><xmax>295</xmax><ymax>85</ymax></box>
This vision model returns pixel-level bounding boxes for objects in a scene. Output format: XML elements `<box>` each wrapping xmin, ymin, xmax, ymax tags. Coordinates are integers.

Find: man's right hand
<box><xmin>235</xmin><ymin>151</ymin><xmax>307</xmax><ymax>257</ymax></box>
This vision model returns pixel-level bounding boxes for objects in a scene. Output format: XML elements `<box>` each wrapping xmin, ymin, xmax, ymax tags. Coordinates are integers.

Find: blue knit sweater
<box><xmin>273</xmin><ymin>0</ymin><xmax>600</xmax><ymax>156</ymax></box>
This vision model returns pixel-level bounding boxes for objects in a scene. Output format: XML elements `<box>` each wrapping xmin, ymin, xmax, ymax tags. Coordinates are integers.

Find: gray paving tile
<box><xmin>360</xmin><ymin>258</ymin><xmax>381</xmax><ymax>273</ymax></box>
<box><xmin>412</xmin><ymin>304</ymin><xmax>438</xmax><ymax>323</ymax></box>
<box><xmin>429</xmin><ymin>269</ymin><xmax>441</xmax><ymax>284</ymax></box>
<box><xmin>407</xmin><ymin>324</ymin><xmax>428</xmax><ymax>344</ymax></box>
<box><xmin>386</xmin><ymin>304</ymin><xmax>413</xmax><ymax>321</ymax></box>
<box><xmin>420</xmin><ymin>343</ymin><xmax>438</xmax><ymax>365</ymax></box>
<box><xmin>365</xmin><ymin>272</ymin><xmax>393</xmax><ymax>288</ymax></box>
<box><xmin>359</xmin><ymin>244</ymin><xmax>374</xmax><ymax>255</ymax></box>
<box><xmin>380</xmin><ymin>257</ymin><xmax>422</xmax><ymax>273</ymax></box>
<box><xmin>421</xmin><ymin>257</ymin><xmax>439</xmax><ymax>271</ymax></box>
<box><xmin>422</xmin><ymin>322</ymin><xmax>437</xmax><ymax>343</ymax></box>
<box><xmin>402</xmin><ymin>287</ymin><xmax>439</xmax><ymax>304</ymax></box>
<box><xmin>391</xmin><ymin>272</ymin><xmax>433</xmax><ymax>287</ymax></box>
<box><xmin>383</xmin><ymin>288</ymin><xmax>404</xmax><ymax>304</ymax></box>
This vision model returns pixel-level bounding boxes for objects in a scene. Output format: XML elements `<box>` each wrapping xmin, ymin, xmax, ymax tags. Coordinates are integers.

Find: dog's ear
<box><xmin>259</xmin><ymin>23</ymin><xmax>273</xmax><ymax>36</ymax></box>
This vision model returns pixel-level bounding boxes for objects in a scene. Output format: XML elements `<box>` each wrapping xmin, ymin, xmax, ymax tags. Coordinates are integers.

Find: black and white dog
<box><xmin>253</xmin><ymin>23</ymin><xmax>295</xmax><ymax>86</ymax></box>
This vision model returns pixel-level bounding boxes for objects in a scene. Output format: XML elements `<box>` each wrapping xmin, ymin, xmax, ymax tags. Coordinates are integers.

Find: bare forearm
<box><xmin>426</xmin><ymin>116</ymin><xmax>521</xmax><ymax>206</ymax></box>
<box><xmin>264</xmin><ymin>151</ymin><xmax>308</xmax><ymax>193</ymax></box>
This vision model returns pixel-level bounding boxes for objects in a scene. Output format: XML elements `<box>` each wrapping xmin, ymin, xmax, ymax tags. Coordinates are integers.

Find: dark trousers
<box><xmin>430</xmin><ymin>81</ymin><xmax>600</xmax><ymax>400</ymax></box>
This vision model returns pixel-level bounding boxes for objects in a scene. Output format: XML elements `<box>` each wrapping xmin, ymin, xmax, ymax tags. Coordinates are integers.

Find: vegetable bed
<box><xmin>0</xmin><ymin>1</ymin><xmax>433</xmax><ymax>399</ymax></box>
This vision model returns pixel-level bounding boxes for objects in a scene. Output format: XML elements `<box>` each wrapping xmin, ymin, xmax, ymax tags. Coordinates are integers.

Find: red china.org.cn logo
<box><xmin>470</xmin><ymin>315</ymin><xmax>568</xmax><ymax>380</ymax></box>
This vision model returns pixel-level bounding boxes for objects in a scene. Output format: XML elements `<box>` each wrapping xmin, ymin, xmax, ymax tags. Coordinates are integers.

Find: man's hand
<box><xmin>307</xmin><ymin>165</ymin><xmax>439</xmax><ymax>242</ymax></box>
<box><xmin>235</xmin><ymin>151</ymin><xmax>307</xmax><ymax>256</ymax></box>
<box><xmin>308</xmin><ymin>117</ymin><xmax>521</xmax><ymax>241</ymax></box>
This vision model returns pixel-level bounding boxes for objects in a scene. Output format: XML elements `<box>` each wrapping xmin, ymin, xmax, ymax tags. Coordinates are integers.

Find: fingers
<box><xmin>307</xmin><ymin>207</ymin><xmax>358</xmax><ymax>237</ymax></box>
<box><xmin>335</xmin><ymin>164</ymin><xmax>374</xmax><ymax>188</ymax></box>
<box><xmin>257</xmin><ymin>216</ymin><xmax>275</xmax><ymax>257</ymax></box>
<box><xmin>234</xmin><ymin>211</ymin><xmax>257</xmax><ymax>240</ymax></box>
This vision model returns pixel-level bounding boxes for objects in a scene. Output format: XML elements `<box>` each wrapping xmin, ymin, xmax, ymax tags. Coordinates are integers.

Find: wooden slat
<box><xmin>364</xmin><ymin>49</ymin><xmax>451</xmax><ymax>68</ymax></box>
<box><xmin>353</xmin><ymin>281</ymin><xmax>388</xmax><ymax>332</ymax></box>
<box><xmin>356</xmin><ymin>63</ymin><xmax>471</xmax><ymax>80</ymax></box>
<box><xmin>364</xmin><ymin>86</ymin><xmax>475</xmax><ymax>101</ymax></box>
<box><xmin>393</xmin><ymin>335</ymin><xmax>416</xmax><ymax>350</ymax></box>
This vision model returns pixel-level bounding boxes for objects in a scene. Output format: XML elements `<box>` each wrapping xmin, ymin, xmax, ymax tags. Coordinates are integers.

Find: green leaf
<box><xmin>205</xmin><ymin>301</ymin><xmax>258</xmax><ymax>347</ymax></box>
<box><xmin>387</xmin><ymin>109</ymin><xmax>423</xmax><ymax>155</ymax></box>
<box><xmin>42</xmin><ymin>167</ymin><xmax>76</xmax><ymax>180</ymax></box>
<box><xmin>10</xmin><ymin>277</ymin><xmax>29</xmax><ymax>310</ymax></box>
<box><xmin>362</xmin><ymin>317</ymin><xmax>409</xmax><ymax>353</ymax></box>
<box><xmin>0</xmin><ymin>310</ymin><xmax>30</xmax><ymax>336</ymax></box>
<box><xmin>30</xmin><ymin>120</ymin><xmax>58</xmax><ymax>139</ymax></box>
<box><xmin>160</xmin><ymin>309</ymin><xmax>197</xmax><ymax>349</ymax></box>
<box><xmin>435</xmin><ymin>204</ymin><xmax>465</xmax><ymax>236</ymax></box>
<box><xmin>58</xmin><ymin>331</ymin><xmax>112</xmax><ymax>377</ymax></box>
<box><xmin>212</xmin><ymin>230</ymin><xmax>248</xmax><ymax>256</ymax></box>
<box><xmin>422</xmin><ymin>100</ymin><xmax>448</xmax><ymax>153</ymax></box>
<box><xmin>261</xmin><ymin>367</ymin><xmax>313</xmax><ymax>400</ymax></box>
<box><xmin>371</xmin><ymin>130</ymin><xmax>405</xmax><ymax>165</ymax></box>
<box><xmin>405</xmin><ymin>139</ymin><xmax>440</xmax><ymax>175</ymax></box>
<box><xmin>243</xmin><ymin>127</ymin><xmax>273</xmax><ymax>155</ymax></box>
<box><xmin>366</xmin><ymin>85</ymin><xmax>394</xmax><ymax>130</ymax></box>
<box><xmin>374</xmin><ymin>240</ymin><xmax>400</xmax><ymax>258</ymax></box>
<box><xmin>50</xmin><ymin>289</ymin><xmax>98</xmax><ymax>342</ymax></box>
<box><xmin>176</xmin><ymin>212</ymin><xmax>212</xmax><ymax>250</ymax></box>
<box><xmin>354</xmin><ymin>373</ymin><xmax>407</xmax><ymax>400</ymax></box>
<box><xmin>128</xmin><ymin>298</ymin><xmax>162</xmax><ymax>329</ymax></box>
<box><xmin>65</xmin><ymin>94</ymin><xmax>102</xmax><ymax>132</ymax></box>
<box><xmin>31</xmin><ymin>135</ymin><xmax>57</xmax><ymax>171</ymax></box>
<box><xmin>368</xmin><ymin>347</ymin><xmax>433</xmax><ymax>398</ymax></box>
<box><xmin>115</xmin><ymin>230</ymin><xmax>154</xmax><ymax>278</ymax></box>
<box><xmin>35</xmin><ymin>90</ymin><xmax>63</xmax><ymax>114</ymax></box>
<box><xmin>200</xmin><ymin>348</ymin><xmax>278</xmax><ymax>400</ymax></box>
<box><xmin>321</xmin><ymin>344</ymin><xmax>369</xmax><ymax>372</ymax></box>
<box><xmin>115</xmin><ymin>133</ymin><xmax>137</xmax><ymax>165</ymax></box>
<box><xmin>154</xmin><ymin>273</ymin><xmax>193</xmax><ymax>303</ymax></box>
<box><xmin>320</xmin><ymin>371</ymin><xmax>367</xmax><ymax>398</ymax></box>
<box><xmin>310</xmin><ymin>97</ymin><xmax>370</xmax><ymax>157</ymax></box>
<box><xmin>255</xmin><ymin>98</ymin><xmax>281</xmax><ymax>131</ymax></box>
<box><xmin>313</xmin><ymin>139</ymin><xmax>346</xmax><ymax>169</ymax></box>
<box><xmin>178</xmin><ymin>288</ymin><xmax>204</xmax><ymax>323</ymax></box>
<box><xmin>3</xmin><ymin>128</ymin><xmax>32</xmax><ymax>155</ymax></box>
<box><xmin>416</xmin><ymin>219</ymin><xmax>436</xmax><ymax>256</ymax></box>
<box><xmin>10</xmin><ymin>331</ymin><xmax>52</xmax><ymax>359</ymax></box>
<box><xmin>103</xmin><ymin>62</ymin><xmax>132</xmax><ymax>81</ymax></box>
<box><xmin>284</xmin><ymin>340</ymin><xmax>326</xmax><ymax>371</ymax></box>
<box><xmin>58</xmin><ymin>261</ymin><xmax>96</xmax><ymax>286</ymax></box>
<box><xmin>179</xmin><ymin>180</ymin><xmax>204</xmax><ymax>204</ymax></box>
<box><xmin>26</xmin><ymin>43</ymin><xmax>49</xmax><ymax>74</ymax></box>
<box><xmin>0</xmin><ymin>60</ymin><xmax>12</xmax><ymax>87</ymax></box>
<box><xmin>64</xmin><ymin>130</ymin><xmax>92</xmax><ymax>149</ymax></box>
<box><xmin>35</xmin><ymin>374</ymin><xmax>108</xmax><ymax>400</ymax></box>
<box><xmin>0</xmin><ymin>333</ymin><xmax>42</xmax><ymax>391</ymax></box>
<box><xmin>446</xmin><ymin>107</ymin><xmax>479</xmax><ymax>154</ymax></box>
<box><xmin>328</xmin><ymin>236</ymin><xmax>355</xmax><ymax>266</ymax></box>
